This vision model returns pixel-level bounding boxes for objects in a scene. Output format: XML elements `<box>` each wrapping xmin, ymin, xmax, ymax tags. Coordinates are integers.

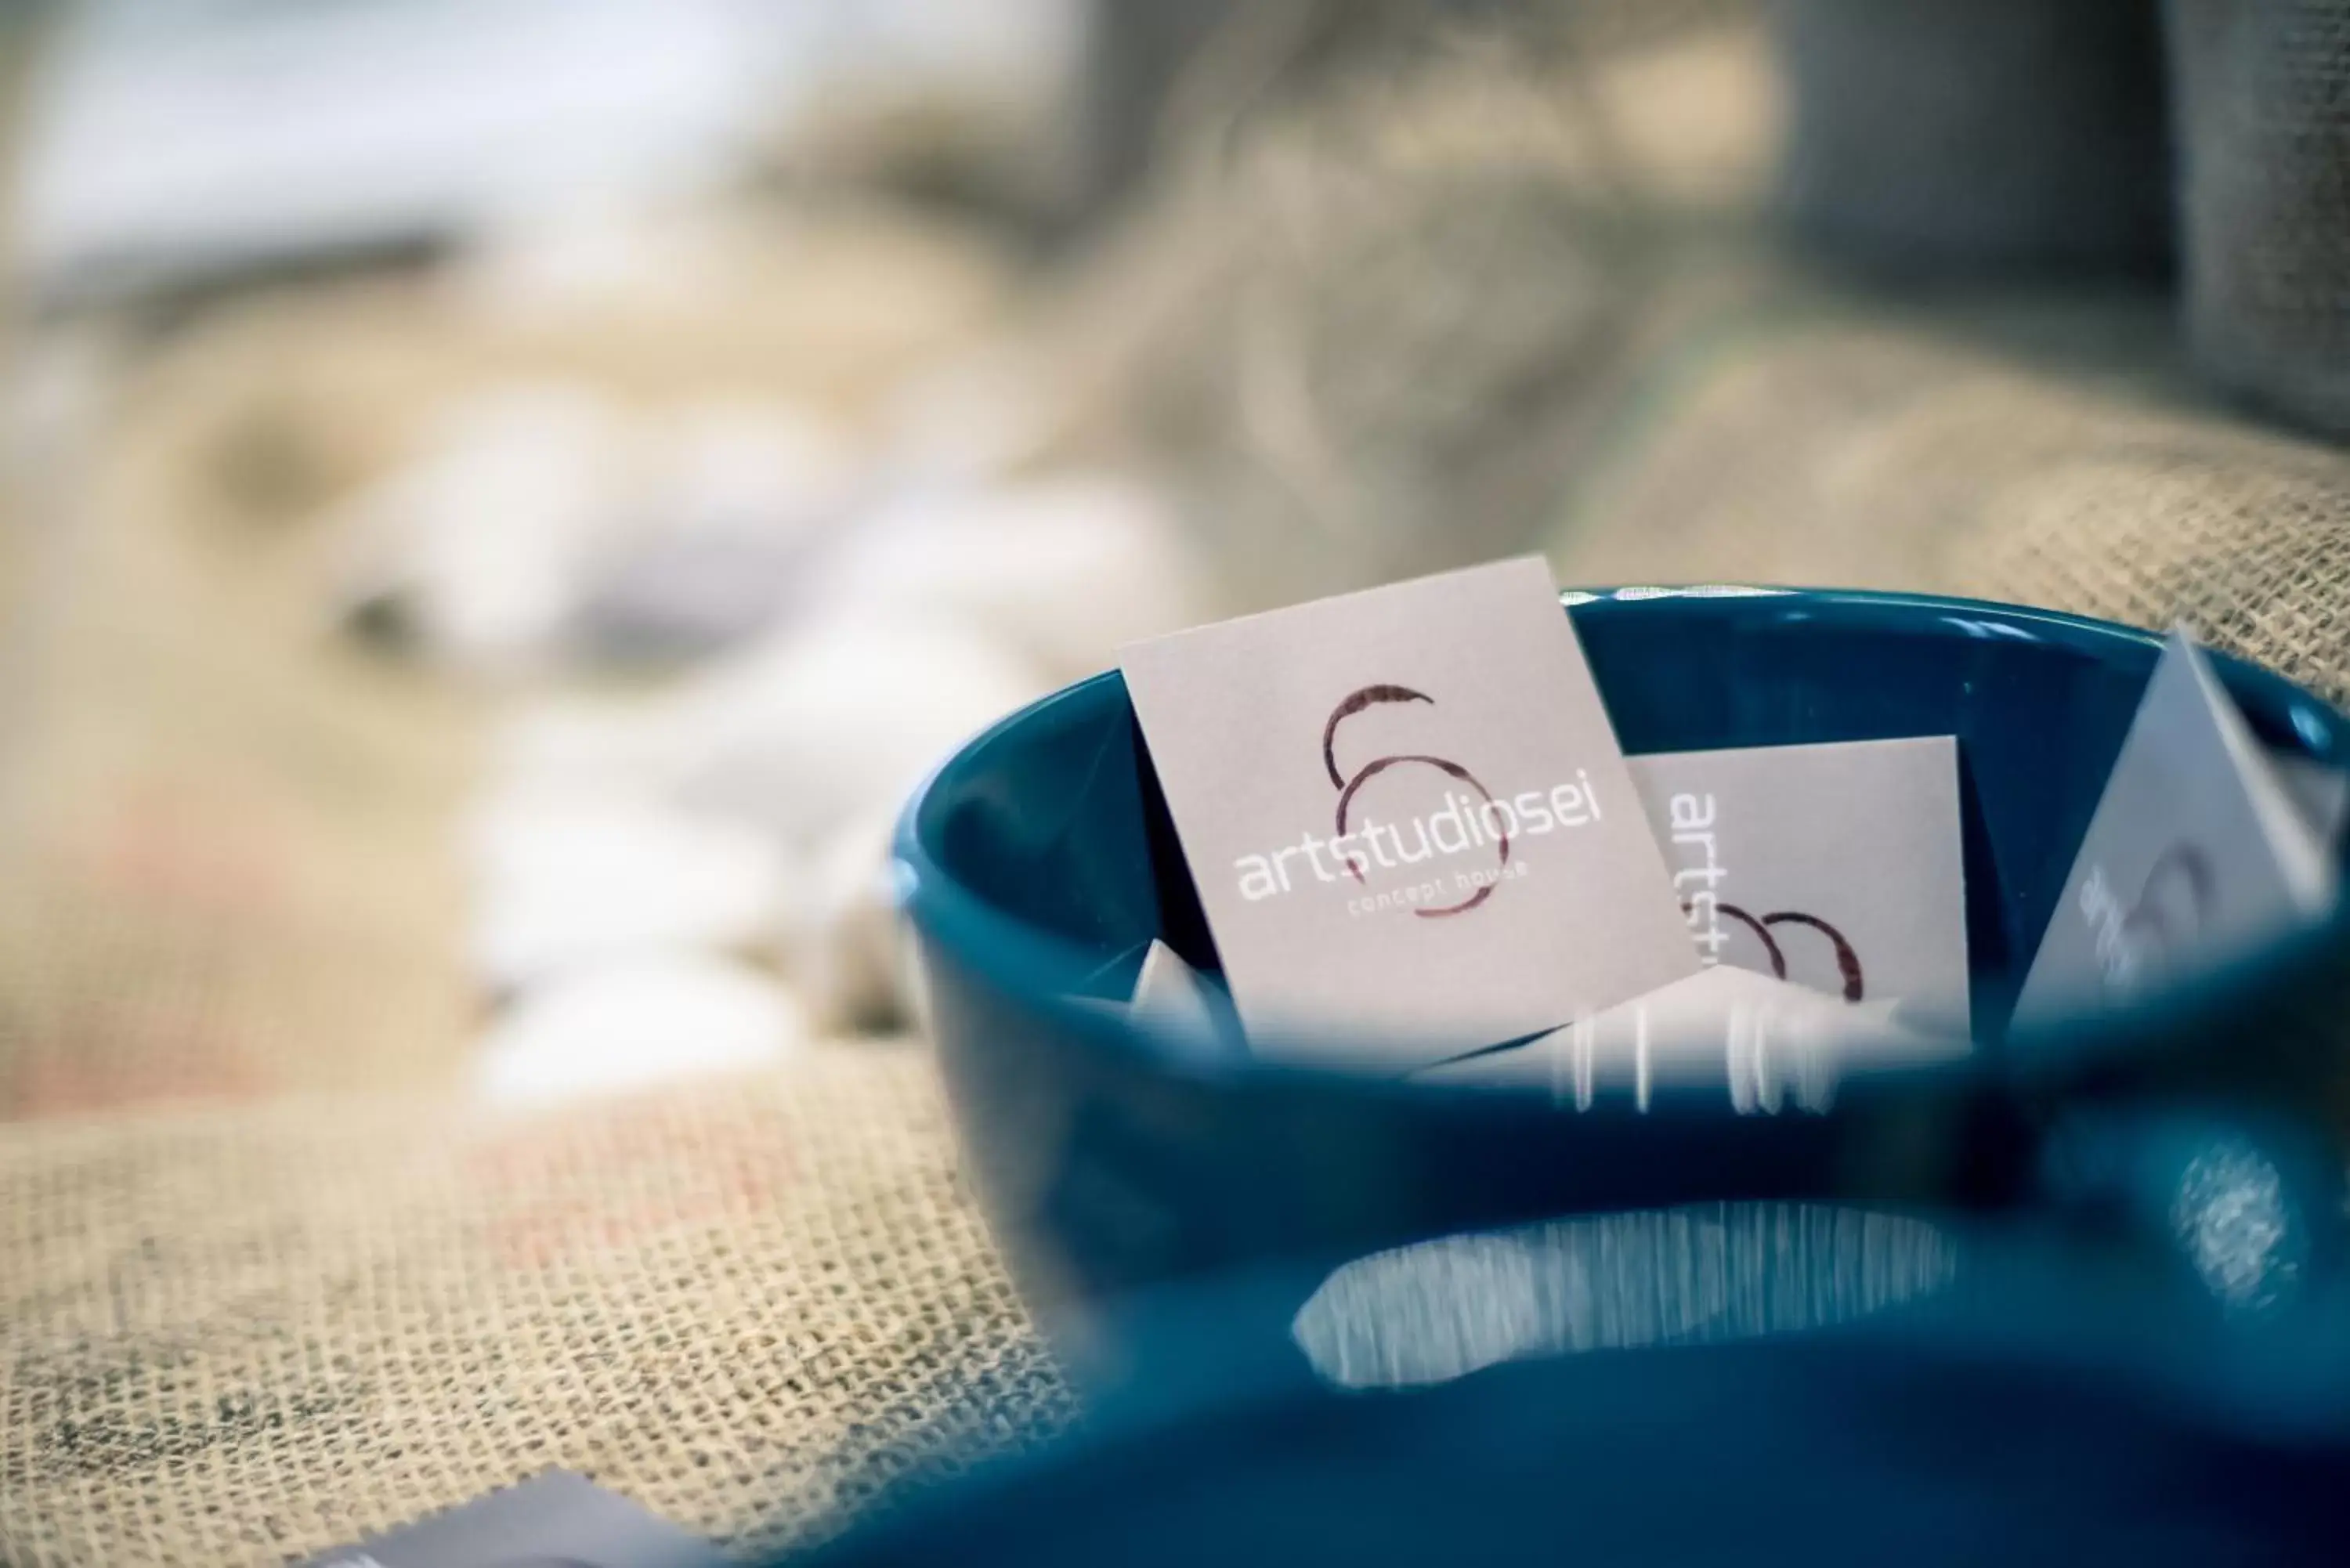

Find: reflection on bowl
<box><xmin>1291</xmin><ymin>1202</ymin><xmax>1960</xmax><ymax>1391</ymax></box>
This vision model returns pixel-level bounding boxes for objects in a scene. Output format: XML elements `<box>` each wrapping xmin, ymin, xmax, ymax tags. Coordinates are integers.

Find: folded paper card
<box><xmin>2011</xmin><ymin>630</ymin><xmax>2338</xmax><ymax>1035</ymax></box>
<box><xmin>1129</xmin><ymin>938</ymin><xmax>1231</xmax><ymax>1040</ymax></box>
<box><xmin>298</xmin><ymin>1471</ymin><xmax>727</xmax><ymax>1568</ymax></box>
<box><xmin>1071</xmin><ymin>938</ymin><xmax>1238</xmax><ymax>1053</ymax></box>
<box><xmin>1121</xmin><ymin>558</ymin><xmax>1697</xmax><ymax>1063</ymax></box>
<box><xmin>1626</xmin><ymin>736</ymin><xmax>1971</xmax><ymax>1035</ymax></box>
<box><xmin>1412</xmin><ymin>964</ymin><xmax>1964</xmax><ymax>1110</ymax></box>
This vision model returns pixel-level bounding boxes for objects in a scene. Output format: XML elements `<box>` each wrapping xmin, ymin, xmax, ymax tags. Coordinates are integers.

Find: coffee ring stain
<box><xmin>1762</xmin><ymin>911</ymin><xmax>1865</xmax><ymax>1002</ymax></box>
<box><xmin>1321</xmin><ymin>684</ymin><xmax>1434</xmax><ymax>790</ymax></box>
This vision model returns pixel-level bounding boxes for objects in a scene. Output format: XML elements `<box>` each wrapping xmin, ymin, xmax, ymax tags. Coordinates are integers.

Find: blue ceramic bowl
<box><xmin>795</xmin><ymin>1231</ymin><xmax>2350</xmax><ymax>1568</ymax></box>
<box><xmin>895</xmin><ymin>587</ymin><xmax>2350</xmax><ymax>1380</ymax></box>
<box><xmin>800</xmin><ymin>1303</ymin><xmax>2350</xmax><ymax>1568</ymax></box>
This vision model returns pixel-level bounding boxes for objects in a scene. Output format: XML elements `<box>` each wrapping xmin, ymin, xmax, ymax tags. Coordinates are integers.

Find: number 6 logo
<box><xmin>1321</xmin><ymin>683</ymin><xmax>1508</xmax><ymax>917</ymax></box>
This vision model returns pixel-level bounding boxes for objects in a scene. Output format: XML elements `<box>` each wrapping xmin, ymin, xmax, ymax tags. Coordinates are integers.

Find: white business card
<box><xmin>1120</xmin><ymin>558</ymin><xmax>1698</xmax><ymax>1064</ymax></box>
<box><xmin>1627</xmin><ymin>735</ymin><xmax>1970</xmax><ymax>1035</ymax></box>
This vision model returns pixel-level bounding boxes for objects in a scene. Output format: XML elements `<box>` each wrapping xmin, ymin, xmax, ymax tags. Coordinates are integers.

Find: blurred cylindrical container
<box><xmin>2166</xmin><ymin>0</ymin><xmax>2350</xmax><ymax>436</ymax></box>
<box><xmin>1771</xmin><ymin>0</ymin><xmax>2171</xmax><ymax>272</ymax></box>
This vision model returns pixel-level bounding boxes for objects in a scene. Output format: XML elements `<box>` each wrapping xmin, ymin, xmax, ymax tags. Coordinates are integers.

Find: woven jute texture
<box><xmin>0</xmin><ymin>1042</ymin><xmax>1070</xmax><ymax>1568</ymax></box>
<box><xmin>2167</xmin><ymin>0</ymin><xmax>2350</xmax><ymax>438</ymax></box>
<box><xmin>1546</xmin><ymin>281</ymin><xmax>2350</xmax><ymax>705</ymax></box>
<box><xmin>1037</xmin><ymin>2</ymin><xmax>1783</xmax><ymax>608</ymax></box>
<box><xmin>0</xmin><ymin>330</ymin><xmax>481</xmax><ymax>1122</ymax></box>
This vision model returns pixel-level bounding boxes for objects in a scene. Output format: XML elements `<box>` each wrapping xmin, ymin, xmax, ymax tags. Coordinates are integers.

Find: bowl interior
<box><xmin>904</xmin><ymin>588</ymin><xmax>2348</xmax><ymax>1045</ymax></box>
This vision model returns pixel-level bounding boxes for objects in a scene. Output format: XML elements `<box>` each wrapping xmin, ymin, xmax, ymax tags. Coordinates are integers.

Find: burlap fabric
<box><xmin>1037</xmin><ymin>3</ymin><xmax>1783</xmax><ymax>608</ymax></box>
<box><xmin>0</xmin><ymin>1042</ymin><xmax>1069</xmax><ymax>1567</ymax></box>
<box><xmin>0</xmin><ymin>211</ymin><xmax>1047</xmax><ymax>1566</ymax></box>
<box><xmin>2167</xmin><ymin>0</ymin><xmax>2350</xmax><ymax>438</ymax></box>
<box><xmin>1542</xmin><ymin>273</ymin><xmax>2350</xmax><ymax>706</ymax></box>
<box><xmin>0</xmin><ymin>327</ymin><xmax>482</xmax><ymax>1120</ymax></box>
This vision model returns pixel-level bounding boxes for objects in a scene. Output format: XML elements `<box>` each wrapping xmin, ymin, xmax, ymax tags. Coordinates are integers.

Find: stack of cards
<box><xmin>1096</xmin><ymin>560</ymin><xmax>2341</xmax><ymax>1103</ymax></box>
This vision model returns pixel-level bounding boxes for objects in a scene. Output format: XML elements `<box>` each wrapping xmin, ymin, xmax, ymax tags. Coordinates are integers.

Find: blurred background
<box><xmin>2</xmin><ymin>1</ymin><xmax>2348</xmax><ymax>1563</ymax></box>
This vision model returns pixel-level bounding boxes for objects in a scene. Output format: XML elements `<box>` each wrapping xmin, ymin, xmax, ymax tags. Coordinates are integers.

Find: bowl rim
<box><xmin>893</xmin><ymin>584</ymin><xmax>2350</xmax><ymax>1092</ymax></box>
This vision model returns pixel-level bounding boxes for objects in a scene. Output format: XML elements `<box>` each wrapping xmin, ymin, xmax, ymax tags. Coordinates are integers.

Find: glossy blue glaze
<box><xmin>799</xmin><ymin>1270</ymin><xmax>2350</xmax><ymax>1568</ymax></box>
<box><xmin>896</xmin><ymin>587</ymin><xmax>2350</xmax><ymax>1379</ymax></box>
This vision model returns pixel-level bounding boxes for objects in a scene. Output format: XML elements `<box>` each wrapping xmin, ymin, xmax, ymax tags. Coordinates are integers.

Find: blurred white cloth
<box><xmin>356</xmin><ymin>389</ymin><xmax>1211</xmax><ymax>1037</ymax></box>
<box><xmin>574</xmin><ymin>402</ymin><xmax>870</xmax><ymax>660</ymax></box>
<box><xmin>14</xmin><ymin>0</ymin><xmax>1090</xmax><ymax>302</ymax></box>
<box><xmin>499</xmin><ymin>611</ymin><xmax>1047</xmax><ymax>841</ymax></box>
<box><xmin>468</xmin><ymin>789</ymin><xmax>791</xmax><ymax>992</ymax></box>
<box><xmin>808</xmin><ymin>474</ymin><xmax>1210</xmax><ymax>682</ymax></box>
<box><xmin>784</xmin><ymin>806</ymin><xmax>909</xmax><ymax>1034</ymax></box>
<box><xmin>330</xmin><ymin>386</ymin><xmax>862</xmax><ymax>677</ymax></box>
<box><xmin>330</xmin><ymin>385</ymin><xmax>638</xmax><ymax>677</ymax></box>
<box><xmin>16</xmin><ymin>0</ymin><xmax>765</xmax><ymax>302</ymax></box>
<box><xmin>473</xmin><ymin>953</ymin><xmax>808</xmax><ymax>1108</ymax></box>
